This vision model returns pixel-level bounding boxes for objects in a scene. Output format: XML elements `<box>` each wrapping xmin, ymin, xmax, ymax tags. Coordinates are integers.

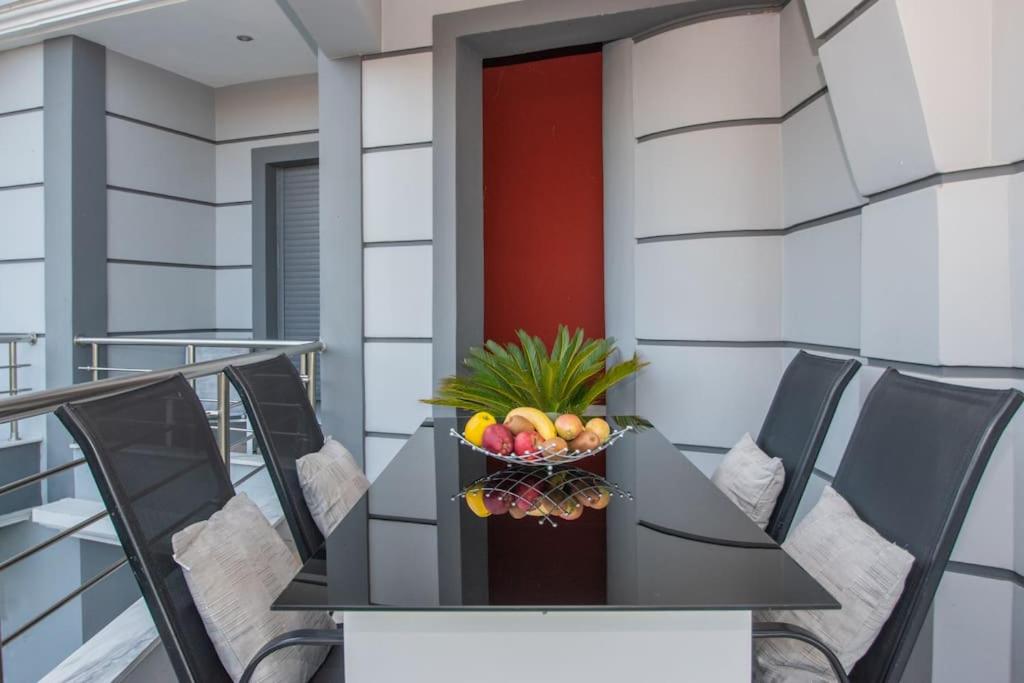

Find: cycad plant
<box><xmin>423</xmin><ymin>325</ymin><xmax>648</xmax><ymax>416</ymax></box>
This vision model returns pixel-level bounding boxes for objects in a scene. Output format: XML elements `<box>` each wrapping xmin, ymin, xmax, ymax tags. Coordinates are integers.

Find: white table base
<box><xmin>343</xmin><ymin>610</ymin><xmax>751</xmax><ymax>682</ymax></box>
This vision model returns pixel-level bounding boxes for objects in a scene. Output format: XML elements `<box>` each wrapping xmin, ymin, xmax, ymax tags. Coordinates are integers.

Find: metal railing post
<box><xmin>217</xmin><ymin>372</ymin><xmax>230</xmax><ymax>467</ymax></box>
<box><xmin>306</xmin><ymin>351</ymin><xmax>317</xmax><ymax>407</ymax></box>
<box><xmin>8</xmin><ymin>341</ymin><xmax>17</xmax><ymax>440</ymax></box>
<box><xmin>185</xmin><ymin>344</ymin><xmax>196</xmax><ymax>390</ymax></box>
<box><xmin>90</xmin><ymin>343</ymin><xmax>99</xmax><ymax>383</ymax></box>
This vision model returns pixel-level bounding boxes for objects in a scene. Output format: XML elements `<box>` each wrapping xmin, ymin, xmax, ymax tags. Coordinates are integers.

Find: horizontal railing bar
<box><xmin>0</xmin><ymin>341</ymin><xmax>324</xmax><ymax>424</ymax></box>
<box><xmin>0</xmin><ymin>334</ymin><xmax>38</xmax><ymax>344</ymax></box>
<box><xmin>0</xmin><ymin>364</ymin><xmax>30</xmax><ymax>369</ymax></box>
<box><xmin>77</xmin><ymin>366</ymin><xmax>154</xmax><ymax>373</ymax></box>
<box><xmin>0</xmin><ymin>458</ymin><xmax>86</xmax><ymax>498</ymax></box>
<box><xmin>232</xmin><ymin>463</ymin><xmax>266</xmax><ymax>488</ymax></box>
<box><xmin>2</xmin><ymin>556</ymin><xmax>129</xmax><ymax>646</ymax></box>
<box><xmin>0</xmin><ymin>387</ymin><xmax>32</xmax><ymax>395</ymax></box>
<box><xmin>0</xmin><ymin>509</ymin><xmax>109</xmax><ymax>574</ymax></box>
<box><xmin>75</xmin><ymin>336</ymin><xmax>313</xmax><ymax>349</ymax></box>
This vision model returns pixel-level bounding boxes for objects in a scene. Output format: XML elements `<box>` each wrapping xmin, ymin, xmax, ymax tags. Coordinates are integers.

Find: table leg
<box><xmin>343</xmin><ymin>610</ymin><xmax>751</xmax><ymax>682</ymax></box>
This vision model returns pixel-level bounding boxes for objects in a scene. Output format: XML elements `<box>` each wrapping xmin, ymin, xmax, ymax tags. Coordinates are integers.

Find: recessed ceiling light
<box><xmin>236</xmin><ymin>35</ymin><xmax>254</xmax><ymax>42</ymax></box>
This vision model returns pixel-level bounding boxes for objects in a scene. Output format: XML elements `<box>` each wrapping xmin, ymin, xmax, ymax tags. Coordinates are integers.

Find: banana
<box><xmin>503</xmin><ymin>407</ymin><xmax>557</xmax><ymax>441</ymax></box>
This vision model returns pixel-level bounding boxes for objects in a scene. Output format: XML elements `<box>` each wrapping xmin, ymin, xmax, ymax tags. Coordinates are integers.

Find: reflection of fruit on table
<box><xmin>455</xmin><ymin>466</ymin><xmax>629</xmax><ymax>526</ymax></box>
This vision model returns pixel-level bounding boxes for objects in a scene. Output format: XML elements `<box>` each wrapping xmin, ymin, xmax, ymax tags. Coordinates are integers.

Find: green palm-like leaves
<box><xmin>423</xmin><ymin>325</ymin><xmax>648</xmax><ymax>416</ymax></box>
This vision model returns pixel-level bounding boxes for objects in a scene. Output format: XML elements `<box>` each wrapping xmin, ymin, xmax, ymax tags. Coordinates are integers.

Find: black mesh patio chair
<box><xmin>55</xmin><ymin>374</ymin><xmax>343</xmax><ymax>683</ymax></box>
<box><xmin>754</xmin><ymin>369</ymin><xmax>1023</xmax><ymax>682</ymax></box>
<box><xmin>757</xmin><ymin>350</ymin><xmax>861</xmax><ymax>541</ymax></box>
<box><xmin>225</xmin><ymin>354</ymin><xmax>326</xmax><ymax>564</ymax></box>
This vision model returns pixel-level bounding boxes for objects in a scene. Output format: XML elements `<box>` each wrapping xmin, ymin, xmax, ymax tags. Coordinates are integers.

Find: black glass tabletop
<box><xmin>274</xmin><ymin>417</ymin><xmax>838</xmax><ymax>612</ymax></box>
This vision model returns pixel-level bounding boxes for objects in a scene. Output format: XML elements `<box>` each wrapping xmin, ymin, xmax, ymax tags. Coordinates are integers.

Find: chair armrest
<box><xmin>752</xmin><ymin>621</ymin><xmax>849</xmax><ymax>683</ymax></box>
<box><xmin>240</xmin><ymin>627</ymin><xmax>344</xmax><ymax>683</ymax></box>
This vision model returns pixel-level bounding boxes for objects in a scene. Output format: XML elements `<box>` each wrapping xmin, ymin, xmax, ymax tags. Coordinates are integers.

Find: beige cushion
<box><xmin>297</xmin><ymin>438</ymin><xmax>370</xmax><ymax>537</ymax></box>
<box><xmin>171</xmin><ymin>493</ymin><xmax>334</xmax><ymax>683</ymax></box>
<box><xmin>710</xmin><ymin>433</ymin><xmax>785</xmax><ymax>529</ymax></box>
<box><xmin>755</xmin><ymin>486</ymin><xmax>915</xmax><ymax>681</ymax></box>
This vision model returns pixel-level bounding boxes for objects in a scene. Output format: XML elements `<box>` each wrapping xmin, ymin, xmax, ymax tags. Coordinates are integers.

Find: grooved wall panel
<box><xmin>215</xmin><ymin>269</ymin><xmax>253</xmax><ymax>331</ymax></box>
<box><xmin>635</xmin><ymin>125</ymin><xmax>782</xmax><ymax>237</ymax></box>
<box><xmin>215</xmin><ymin>205</ymin><xmax>253</xmax><ymax>266</ymax></box>
<box><xmin>931</xmin><ymin>573</ymin><xmax>1017</xmax><ymax>682</ymax></box>
<box><xmin>380</xmin><ymin>0</ymin><xmax>508</xmax><ymax>51</ymax></box>
<box><xmin>0</xmin><ymin>43</ymin><xmax>43</xmax><ymax>114</ymax></box>
<box><xmin>214</xmin><ymin>132</ymin><xmax>318</xmax><ymax>204</ymax></box>
<box><xmin>1012</xmin><ymin>173</ymin><xmax>1024</xmax><ymax>367</ymax></box>
<box><xmin>106</xmin><ymin>116</ymin><xmax>215</xmax><ymax>202</ymax></box>
<box><xmin>779</xmin><ymin>0</ymin><xmax>825</xmax><ymax>113</ymax></box>
<box><xmin>781</xmin><ymin>94</ymin><xmax>863</xmax><ymax>227</ymax></box>
<box><xmin>107</xmin><ymin>263</ymin><xmax>215</xmax><ymax>332</ymax></box>
<box><xmin>363</xmin><ymin>341</ymin><xmax>433</xmax><ymax>434</ymax></box>
<box><xmin>632</xmin><ymin>12</ymin><xmax>780</xmax><ymax>136</ymax></box>
<box><xmin>107</xmin><ymin>190</ymin><xmax>215</xmax><ymax>265</ymax></box>
<box><xmin>636</xmin><ymin>344</ymin><xmax>784</xmax><ymax>447</ymax></box>
<box><xmin>364</xmin><ymin>245</ymin><xmax>433</xmax><ymax>338</ymax></box>
<box><xmin>361</xmin><ymin>52</ymin><xmax>433</xmax><ymax>147</ymax></box>
<box><xmin>214</xmin><ymin>74</ymin><xmax>318</xmax><ymax>140</ymax></box>
<box><xmin>818</xmin><ymin>0</ymin><xmax>936</xmax><ymax>194</ymax></box>
<box><xmin>0</xmin><ymin>262</ymin><xmax>44</xmax><ymax>331</ymax></box>
<box><xmin>635</xmin><ymin>237</ymin><xmax>782</xmax><ymax>341</ymax></box>
<box><xmin>0</xmin><ymin>186</ymin><xmax>44</xmax><ymax>259</ymax></box>
<box><xmin>0</xmin><ymin>111</ymin><xmax>44</xmax><ymax>187</ymax></box>
<box><xmin>365</xmin><ymin>435</ymin><xmax>406</xmax><ymax>482</ymax></box>
<box><xmin>106</xmin><ymin>50</ymin><xmax>214</xmax><ymax>139</ymax></box>
<box><xmin>363</xmin><ymin>146</ymin><xmax>433</xmax><ymax>242</ymax></box>
<box><xmin>782</xmin><ymin>215</ymin><xmax>861</xmax><ymax>349</ymax></box>
<box><xmin>803</xmin><ymin>0</ymin><xmax>862</xmax><ymax>38</ymax></box>
<box><xmin>992</xmin><ymin>0</ymin><xmax>1024</xmax><ymax>164</ymax></box>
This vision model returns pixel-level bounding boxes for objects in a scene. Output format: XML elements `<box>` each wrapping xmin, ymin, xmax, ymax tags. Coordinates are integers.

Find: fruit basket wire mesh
<box><xmin>453</xmin><ymin>466</ymin><xmax>633</xmax><ymax>527</ymax></box>
<box><xmin>449</xmin><ymin>424</ymin><xmax>632</xmax><ymax>468</ymax></box>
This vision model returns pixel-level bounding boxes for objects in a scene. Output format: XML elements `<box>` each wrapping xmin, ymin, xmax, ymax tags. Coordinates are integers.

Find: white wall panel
<box><xmin>780</xmin><ymin>0</ymin><xmax>825</xmax><ymax>113</ymax></box>
<box><xmin>790</xmin><ymin>470</ymin><xmax>828</xmax><ymax>530</ymax></box>
<box><xmin>782</xmin><ymin>95</ymin><xmax>863</xmax><ymax>227</ymax></box>
<box><xmin>932</xmin><ymin>573</ymin><xmax>1016</xmax><ymax>683</ymax></box>
<box><xmin>992</xmin><ymin>0</ymin><xmax>1024</xmax><ymax>164</ymax></box>
<box><xmin>214</xmin><ymin>133</ymin><xmax>318</xmax><ymax>203</ymax></box>
<box><xmin>860</xmin><ymin>188</ymin><xmax>940</xmax><ymax>364</ymax></box>
<box><xmin>818</xmin><ymin>0</ymin><xmax>935</xmax><ymax>195</ymax></box>
<box><xmin>803</xmin><ymin>0</ymin><xmax>862</xmax><ymax>38</ymax></box>
<box><xmin>0</xmin><ymin>262</ymin><xmax>44</xmax><ymax>331</ymax></box>
<box><xmin>362</xmin><ymin>52</ymin><xmax>433</xmax><ymax>148</ymax></box>
<box><xmin>632</xmin><ymin>13</ymin><xmax>780</xmax><ymax>137</ymax></box>
<box><xmin>937</xmin><ymin>177</ymin><xmax>1013</xmax><ymax>366</ymax></box>
<box><xmin>214</xmin><ymin>74</ymin><xmax>318</xmax><ymax>140</ymax></box>
<box><xmin>635</xmin><ymin>125</ymin><xmax>782</xmax><ymax>237</ymax></box>
<box><xmin>368</xmin><ymin>519</ymin><xmax>438</xmax><ymax>606</ymax></box>
<box><xmin>800</xmin><ymin>351</ymin><xmax>864</xmax><ymax>477</ymax></box>
<box><xmin>0</xmin><ymin>111</ymin><xmax>43</xmax><ymax>187</ymax></box>
<box><xmin>380</xmin><ymin>0</ymin><xmax>508</xmax><ymax>51</ymax></box>
<box><xmin>107</xmin><ymin>117</ymin><xmax>215</xmax><ymax>202</ymax></box>
<box><xmin>364</xmin><ymin>245</ymin><xmax>433</xmax><ymax>338</ymax></box>
<box><xmin>215</xmin><ymin>205</ymin><xmax>252</xmax><ymax>266</ymax></box>
<box><xmin>0</xmin><ymin>43</ymin><xmax>43</xmax><ymax>114</ymax></box>
<box><xmin>782</xmin><ymin>216</ymin><xmax>861</xmax><ymax>349</ymax></box>
<box><xmin>215</xmin><ymin>268</ymin><xmax>252</xmax><ymax>330</ymax></box>
<box><xmin>0</xmin><ymin>186</ymin><xmax>44</xmax><ymax>259</ymax></box>
<box><xmin>364</xmin><ymin>341</ymin><xmax>433</xmax><ymax>434</ymax></box>
<box><xmin>1011</xmin><ymin>173</ymin><xmax>1024</xmax><ymax>367</ymax></box>
<box><xmin>108</xmin><ymin>264</ymin><xmax>215</xmax><ymax>332</ymax></box>
<box><xmin>680</xmin><ymin>450</ymin><xmax>724</xmax><ymax>478</ymax></box>
<box><xmin>107</xmin><ymin>190</ymin><xmax>215</xmax><ymax>264</ymax></box>
<box><xmin>106</xmin><ymin>50</ymin><xmax>214</xmax><ymax>139</ymax></box>
<box><xmin>635</xmin><ymin>237</ymin><xmax>782</xmax><ymax>341</ymax></box>
<box><xmin>636</xmin><ymin>344</ymin><xmax>783</xmax><ymax>447</ymax></box>
<box><xmin>363</xmin><ymin>147</ymin><xmax>433</xmax><ymax>242</ymax></box>
<box><xmin>365</xmin><ymin>436</ymin><xmax>405</xmax><ymax>482</ymax></box>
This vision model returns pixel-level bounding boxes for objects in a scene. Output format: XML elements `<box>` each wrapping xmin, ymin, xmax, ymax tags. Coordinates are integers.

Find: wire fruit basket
<box><xmin>449</xmin><ymin>424</ymin><xmax>632</xmax><ymax>468</ymax></box>
<box><xmin>454</xmin><ymin>466</ymin><xmax>633</xmax><ymax>527</ymax></box>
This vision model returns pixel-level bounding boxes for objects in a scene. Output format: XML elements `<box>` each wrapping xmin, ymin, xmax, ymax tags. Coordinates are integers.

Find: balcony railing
<box><xmin>0</xmin><ymin>333</ymin><xmax>38</xmax><ymax>440</ymax></box>
<box><xmin>0</xmin><ymin>336</ymin><xmax>324</xmax><ymax>680</ymax></box>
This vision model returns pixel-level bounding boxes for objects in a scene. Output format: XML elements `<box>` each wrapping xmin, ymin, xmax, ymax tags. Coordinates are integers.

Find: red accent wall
<box><xmin>482</xmin><ymin>49</ymin><xmax>606</xmax><ymax>605</ymax></box>
<box><xmin>482</xmin><ymin>50</ymin><xmax>605</xmax><ymax>349</ymax></box>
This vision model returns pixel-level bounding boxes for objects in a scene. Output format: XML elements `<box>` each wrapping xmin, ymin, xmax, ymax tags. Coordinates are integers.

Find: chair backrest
<box><xmin>756</xmin><ymin>350</ymin><xmax>861</xmax><ymax>541</ymax></box>
<box><xmin>56</xmin><ymin>374</ymin><xmax>234</xmax><ymax>683</ymax></box>
<box><xmin>225</xmin><ymin>354</ymin><xmax>325</xmax><ymax>561</ymax></box>
<box><xmin>831</xmin><ymin>369</ymin><xmax>1022</xmax><ymax>682</ymax></box>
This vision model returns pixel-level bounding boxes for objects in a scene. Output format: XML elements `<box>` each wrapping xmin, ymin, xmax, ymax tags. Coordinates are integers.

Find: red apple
<box><xmin>513</xmin><ymin>430</ymin><xmax>543</xmax><ymax>458</ymax></box>
<box><xmin>513</xmin><ymin>478</ymin><xmax>545</xmax><ymax>512</ymax></box>
<box><xmin>481</xmin><ymin>423</ymin><xmax>514</xmax><ymax>455</ymax></box>
<box><xmin>483</xmin><ymin>492</ymin><xmax>511</xmax><ymax>515</ymax></box>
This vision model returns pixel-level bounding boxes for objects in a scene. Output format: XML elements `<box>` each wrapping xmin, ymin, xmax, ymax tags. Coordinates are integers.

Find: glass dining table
<box><xmin>274</xmin><ymin>417</ymin><xmax>836</xmax><ymax>682</ymax></box>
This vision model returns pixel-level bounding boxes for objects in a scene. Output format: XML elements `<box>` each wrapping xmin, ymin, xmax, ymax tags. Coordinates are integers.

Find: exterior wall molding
<box><xmin>0</xmin><ymin>0</ymin><xmax>182</xmax><ymax>46</ymax></box>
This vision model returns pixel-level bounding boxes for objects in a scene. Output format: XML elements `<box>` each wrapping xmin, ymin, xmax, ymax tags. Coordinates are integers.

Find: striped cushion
<box><xmin>172</xmin><ymin>493</ymin><xmax>334</xmax><ymax>682</ymax></box>
<box><xmin>755</xmin><ymin>486</ymin><xmax>915</xmax><ymax>681</ymax></box>
<box><xmin>297</xmin><ymin>438</ymin><xmax>370</xmax><ymax>537</ymax></box>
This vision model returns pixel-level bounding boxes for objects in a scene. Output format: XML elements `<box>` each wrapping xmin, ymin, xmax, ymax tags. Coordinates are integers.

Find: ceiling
<box><xmin>68</xmin><ymin>0</ymin><xmax>317</xmax><ymax>87</ymax></box>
